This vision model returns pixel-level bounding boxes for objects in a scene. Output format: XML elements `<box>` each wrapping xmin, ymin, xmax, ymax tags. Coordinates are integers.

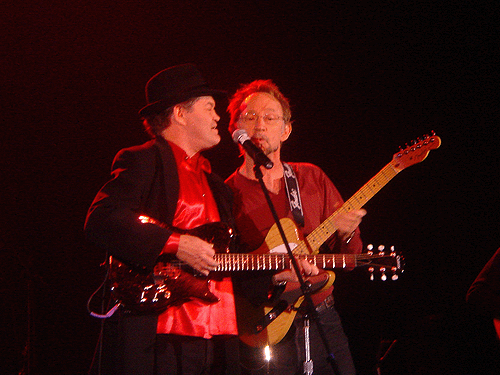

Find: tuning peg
<box><xmin>391</xmin><ymin>266</ymin><xmax>399</xmax><ymax>280</ymax></box>
<box><xmin>369</xmin><ymin>267</ymin><xmax>375</xmax><ymax>281</ymax></box>
<box><xmin>367</xmin><ymin>244</ymin><xmax>374</xmax><ymax>255</ymax></box>
<box><xmin>396</xmin><ymin>147</ymin><xmax>404</xmax><ymax>158</ymax></box>
<box><xmin>378</xmin><ymin>245</ymin><xmax>385</xmax><ymax>256</ymax></box>
<box><xmin>423</xmin><ymin>131</ymin><xmax>436</xmax><ymax>141</ymax></box>
<box><xmin>380</xmin><ymin>267</ymin><xmax>387</xmax><ymax>281</ymax></box>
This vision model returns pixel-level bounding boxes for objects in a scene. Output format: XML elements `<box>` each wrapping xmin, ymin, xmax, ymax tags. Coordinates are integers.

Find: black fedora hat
<box><xmin>139</xmin><ymin>63</ymin><xmax>226</xmax><ymax>117</ymax></box>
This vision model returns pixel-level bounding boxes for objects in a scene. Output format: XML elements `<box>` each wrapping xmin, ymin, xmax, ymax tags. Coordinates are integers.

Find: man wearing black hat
<box><xmin>85</xmin><ymin>64</ymin><xmax>240</xmax><ymax>374</ymax></box>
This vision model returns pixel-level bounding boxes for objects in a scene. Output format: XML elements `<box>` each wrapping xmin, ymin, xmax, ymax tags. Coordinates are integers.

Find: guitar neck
<box><xmin>213</xmin><ymin>252</ymin><xmax>387</xmax><ymax>272</ymax></box>
<box><xmin>299</xmin><ymin>162</ymin><xmax>400</xmax><ymax>254</ymax></box>
<box><xmin>342</xmin><ymin>162</ymin><xmax>400</xmax><ymax>212</ymax></box>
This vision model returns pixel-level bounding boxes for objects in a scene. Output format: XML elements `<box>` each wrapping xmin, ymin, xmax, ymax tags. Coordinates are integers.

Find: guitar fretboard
<box><xmin>212</xmin><ymin>253</ymin><xmax>395</xmax><ymax>271</ymax></box>
<box><xmin>298</xmin><ymin>163</ymin><xmax>400</xmax><ymax>255</ymax></box>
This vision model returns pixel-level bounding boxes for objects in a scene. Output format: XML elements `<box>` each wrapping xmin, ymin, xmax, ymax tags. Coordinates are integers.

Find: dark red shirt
<box><xmin>226</xmin><ymin>162</ymin><xmax>362</xmax><ymax>305</ymax></box>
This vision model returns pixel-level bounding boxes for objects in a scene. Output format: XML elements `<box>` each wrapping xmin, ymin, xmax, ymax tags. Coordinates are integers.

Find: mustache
<box><xmin>250</xmin><ymin>135</ymin><xmax>279</xmax><ymax>155</ymax></box>
<box><xmin>251</xmin><ymin>134</ymin><xmax>269</xmax><ymax>143</ymax></box>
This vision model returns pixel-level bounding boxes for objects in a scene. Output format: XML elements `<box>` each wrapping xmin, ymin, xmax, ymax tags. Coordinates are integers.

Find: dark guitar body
<box><xmin>109</xmin><ymin>221</ymin><xmax>233</xmax><ymax>314</ymax></box>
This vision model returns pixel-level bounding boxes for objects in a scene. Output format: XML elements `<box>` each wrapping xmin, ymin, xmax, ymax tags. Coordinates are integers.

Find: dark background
<box><xmin>1</xmin><ymin>1</ymin><xmax>498</xmax><ymax>374</ymax></box>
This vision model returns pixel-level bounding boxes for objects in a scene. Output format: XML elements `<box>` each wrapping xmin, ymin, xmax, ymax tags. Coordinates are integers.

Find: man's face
<box><xmin>184</xmin><ymin>96</ymin><xmax>221</xmax><ymax>152</ymax></box>
<box><xmin>237</xmin><ymin>92</ymin><xmax>291</xmax><ymax>156</ymax></box>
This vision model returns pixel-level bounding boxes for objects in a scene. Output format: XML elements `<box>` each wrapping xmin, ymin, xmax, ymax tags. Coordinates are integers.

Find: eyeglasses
<box><xmin>238</xmin><ymin>112</ymin><xmax>284</xmax><ymax>125</ymax></box>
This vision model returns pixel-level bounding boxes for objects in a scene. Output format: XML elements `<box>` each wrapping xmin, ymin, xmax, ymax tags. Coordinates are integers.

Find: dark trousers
<box><xmin>89</xmin><ymin>311</ymin><xmax>240</xmax><ymax>375</ymax></box>
<box><xmin>156</xmin><ymin>334</ymin><xmax>240</xmax><ymax>375</ymax></box>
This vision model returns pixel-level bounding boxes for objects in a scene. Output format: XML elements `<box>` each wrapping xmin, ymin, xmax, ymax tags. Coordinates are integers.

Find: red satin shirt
<box><xmin>156</xmin><ymin>141</ymin><xmax>238</xmax><ymax>338</ymax></box>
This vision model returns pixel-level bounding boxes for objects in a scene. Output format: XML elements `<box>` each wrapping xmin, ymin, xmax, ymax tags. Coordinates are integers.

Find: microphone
<box><xmin>232</xmin><ymin>129</ymin><xmax>274</xmax><ymax>169</ymax></box>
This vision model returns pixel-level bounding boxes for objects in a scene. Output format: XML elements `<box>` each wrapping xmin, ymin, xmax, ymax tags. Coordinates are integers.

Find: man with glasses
<box><xmin>225</xmin><ymin>80</ymin><xmax>366</xmax><ymax>374</ymax></box>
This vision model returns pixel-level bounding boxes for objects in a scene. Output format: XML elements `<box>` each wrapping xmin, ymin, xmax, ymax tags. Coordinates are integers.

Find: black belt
<box><xmin>315</xmin><ymin>294</ymin><xmax>334</xmax><ymax>314</ymax></box>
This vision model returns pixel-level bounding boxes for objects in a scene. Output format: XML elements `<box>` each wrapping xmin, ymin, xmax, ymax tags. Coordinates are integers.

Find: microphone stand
<box><xmin>252</xmin><ymin>164</ymin><xmax>340</xmax><ymax>375</ymax></box>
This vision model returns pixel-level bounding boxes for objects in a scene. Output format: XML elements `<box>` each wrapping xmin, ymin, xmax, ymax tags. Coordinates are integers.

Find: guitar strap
<box><xmin>282</xmin><ymin>163</ymin><xmax>304</xmax><ymax>228</ymax></box>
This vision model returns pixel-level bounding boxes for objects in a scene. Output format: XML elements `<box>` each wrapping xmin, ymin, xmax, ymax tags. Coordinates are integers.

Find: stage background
<box><xmin>1</xmin><ymin>1</ymin><xmax>498</xmax><ymax>374</ymax></box>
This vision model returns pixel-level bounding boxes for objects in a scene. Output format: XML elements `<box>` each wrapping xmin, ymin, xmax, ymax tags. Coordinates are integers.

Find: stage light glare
<box><xmin>264</xmin><ymin>345</ymin><xmax>271</xmax><ymax>362</ymax></box>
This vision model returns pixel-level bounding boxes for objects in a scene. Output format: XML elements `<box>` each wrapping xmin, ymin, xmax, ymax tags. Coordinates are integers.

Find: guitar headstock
<box><xmin>363</xmin><ymin>244</ymin><xmax>404</xmax><ymax>281</ymax></box>
<box><xmin>390</xmin><ymin>132</ymin><xmax>441</xmax><ymax>172</ymax></box>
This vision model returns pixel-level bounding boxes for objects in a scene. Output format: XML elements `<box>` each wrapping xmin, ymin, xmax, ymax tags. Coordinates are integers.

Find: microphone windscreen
<box><xmin>232</xmin><ymin>129</ymin><xmax>248</xmax><ymax>144</ymax></box>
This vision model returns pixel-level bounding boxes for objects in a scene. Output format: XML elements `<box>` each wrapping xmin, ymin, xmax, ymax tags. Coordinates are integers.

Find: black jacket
<box><xmin>85</xmin><ymin>137</ymin><xmax>235</xmax><ymax>271</ymax></box>
<box><xmin>84</xmin><ymin>137</ymin><xmax>235</xmax><ymax>375</ymax></box>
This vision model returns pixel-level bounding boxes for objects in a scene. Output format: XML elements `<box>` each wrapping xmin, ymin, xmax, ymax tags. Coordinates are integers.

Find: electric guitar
<box><xmin>107</xmin><ymin>133</ymin><xmax>439</xmax><ymax>345</ymax></box>
<box><xmin>236</xmin><ymin>133</ymin><xmax>440</xmax><ymax>347</ymax></box>
<box><xmin>108</xmin><ymin>217</ymin><xmax>400</xmax><ymax>314</ymax></box>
